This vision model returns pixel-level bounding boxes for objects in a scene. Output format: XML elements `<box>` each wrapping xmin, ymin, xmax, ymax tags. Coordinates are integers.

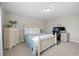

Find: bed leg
<box><xmin>55</xmin><ymin>33</ymin><xmax>57</xmax><ymax>45</ymax></box>
<box><xmin>38</xmin><ymin>39</ymin><xmax>40</xmax><ymax>56</ymax></box>
<box><xmin>38</xmin><ymin>52</ymin><xmax>40</xmax><ymax>56</ymax></box>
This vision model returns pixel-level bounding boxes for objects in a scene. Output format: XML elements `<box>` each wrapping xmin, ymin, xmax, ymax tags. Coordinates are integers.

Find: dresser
<box><xmin>4</xmin><ymin>28</ymin><xmax>20</xmax><ymax>49</ymax></box>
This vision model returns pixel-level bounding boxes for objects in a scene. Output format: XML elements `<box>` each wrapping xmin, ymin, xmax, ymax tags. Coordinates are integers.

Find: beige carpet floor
<box><xmin>4</xmin><ymin>41</ymin><xmax>79</xmax><ymax>56</ymax></box>
<box><xmin>4</xmin><ymin>42</ymin><xmax>33</xmax><ymax>56</ymax></box>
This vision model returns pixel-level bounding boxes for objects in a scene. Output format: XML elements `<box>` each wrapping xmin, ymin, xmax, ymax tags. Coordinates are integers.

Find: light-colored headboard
<box><xmin>23</xmin><ymin>25</ymin><xmax>41</xmax><ymax>35</ymax></box>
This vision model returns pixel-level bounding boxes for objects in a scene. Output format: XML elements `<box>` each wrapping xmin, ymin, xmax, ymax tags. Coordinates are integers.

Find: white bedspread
<box><xmin>32</xmin><ymin>34</ymin><xmax>53</xmax><ymax>41</ymax></box>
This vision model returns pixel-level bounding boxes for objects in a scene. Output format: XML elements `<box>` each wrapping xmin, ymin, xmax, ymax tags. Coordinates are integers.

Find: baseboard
<box><xmin>70</xmin><ymin>40</ymin><xmax>79</xmax><ymax>43</ymax></box>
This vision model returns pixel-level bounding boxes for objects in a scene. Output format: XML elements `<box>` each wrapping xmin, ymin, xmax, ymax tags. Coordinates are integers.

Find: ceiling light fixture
<box><xmin>44</xmin><ymin>7</ymin><xmax>52</xmax><ymax>12</ymax></box>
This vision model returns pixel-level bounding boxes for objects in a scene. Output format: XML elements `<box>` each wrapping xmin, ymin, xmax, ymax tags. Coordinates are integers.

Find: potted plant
<box><xmin>9</xmin><ymin>20</ymin><xmax>17</xmax><ymax>27</ymax></box>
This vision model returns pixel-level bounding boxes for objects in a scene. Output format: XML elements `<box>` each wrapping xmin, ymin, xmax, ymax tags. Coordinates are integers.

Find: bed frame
<box><xmin>23</xmin><ymin>25</ymin><xmax>57</xmax><ymax>56</ymax></box>
<box><xmin>37</xmin><ymin>34</ymin><xmax>57</xmax><ymax>56</ymax></box>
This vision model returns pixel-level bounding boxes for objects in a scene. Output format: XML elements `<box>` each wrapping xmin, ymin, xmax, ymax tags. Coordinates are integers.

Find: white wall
<box><xmin>0</xmin><ymin>3</ymin><xmax>3</xmax><ymax>56</ymax></box>
<box><xmin>4</xmin><ymin>11</ymin><xmax>46</xmax><ymax>41</ymax></box>
<box><xmin>4</xmin><ymin>11</ymin><xmax>79</xmax><ymax>43</ymax></box>
<box><xmin>46</xmin><ymin>15</ymin><xmax>79</xmax><ymax>43</ymax></box>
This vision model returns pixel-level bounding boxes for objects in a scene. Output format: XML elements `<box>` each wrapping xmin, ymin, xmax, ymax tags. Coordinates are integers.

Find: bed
<box><xmin>23</xmin><ymin>27</ymin><xmax>57</xmax><ymax>56</ymax></box>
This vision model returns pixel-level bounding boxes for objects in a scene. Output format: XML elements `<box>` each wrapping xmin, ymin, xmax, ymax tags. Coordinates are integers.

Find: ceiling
<box><xmin>2</xmin><ymin>2</ymin><xmax>79</xmax><ymax>20</ymax></box>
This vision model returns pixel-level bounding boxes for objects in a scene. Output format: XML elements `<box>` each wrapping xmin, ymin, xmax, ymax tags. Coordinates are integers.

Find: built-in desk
<box><xmin>60</xmin><ymin>32</ymin><xmax>70</xmax><ymax>42</ymax></box>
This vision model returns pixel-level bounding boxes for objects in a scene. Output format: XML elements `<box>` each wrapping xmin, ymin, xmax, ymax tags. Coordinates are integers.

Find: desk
<box><xmin>61</xmin><ymin>32</ymin><xmax>69</xmax><ymax>42</ymax></box>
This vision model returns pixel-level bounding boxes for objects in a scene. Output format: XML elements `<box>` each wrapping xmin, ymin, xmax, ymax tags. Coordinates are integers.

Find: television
<box><xmin>53</xmin><ymin>27</ymin><xmax>65</xmax><ymax>35</ymax></box>
<box><xmin>59</xmin><ymin>27</ymin><xmax>65</xmax><ymax>31</ymax></box>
